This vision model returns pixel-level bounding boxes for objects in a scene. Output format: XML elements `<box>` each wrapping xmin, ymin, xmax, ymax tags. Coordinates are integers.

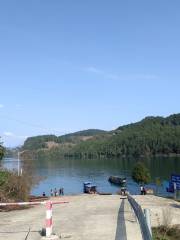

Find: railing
<box><xmin>127</xmin><ymin>195</ymin><xmax>152</xmax><ymax>240</ymax></box>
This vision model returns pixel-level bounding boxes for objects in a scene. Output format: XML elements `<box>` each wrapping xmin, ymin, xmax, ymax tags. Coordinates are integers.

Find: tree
<box><xmin>132</xmin><ymin>162</ymin><xmax>151</xmax><ymax>184</ymax></box>
<box><xmin>0</xmin><ymin>138</ymin><xmax>5</xmax><ymax>160</ymax></box>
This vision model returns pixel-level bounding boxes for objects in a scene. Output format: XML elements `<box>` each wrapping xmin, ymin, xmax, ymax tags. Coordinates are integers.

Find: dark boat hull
<box><xmin>108</xmin><ymin>176</ymin><xmax>126</xmax><ymax>185</ymax></box>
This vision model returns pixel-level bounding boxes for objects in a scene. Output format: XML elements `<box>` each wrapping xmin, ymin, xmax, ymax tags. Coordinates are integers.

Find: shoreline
<box><xmin>18</xmin><ymin>150</ymin><xmax>180</xmax><ymax>160</ymax></box>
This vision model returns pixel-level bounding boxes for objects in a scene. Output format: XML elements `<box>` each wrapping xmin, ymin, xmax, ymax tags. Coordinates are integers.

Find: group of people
<box><xmin>50</xmin><ymin>188</ymin><xmax>64</xmax><ymax>197</ymax></box>
<box><xmin>42</xmin><ymin>187</ymin><xmax>64</xmax><ymax>197</ymax></box>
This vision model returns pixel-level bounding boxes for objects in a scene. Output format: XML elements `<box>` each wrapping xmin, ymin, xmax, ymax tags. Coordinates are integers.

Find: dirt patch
<box><xmin>0</xmin><ymin>205</ymin><xmax>31</xmax><ymax>212</ymax></box>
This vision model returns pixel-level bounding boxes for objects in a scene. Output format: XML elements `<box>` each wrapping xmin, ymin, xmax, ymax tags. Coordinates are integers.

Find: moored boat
<box><xmin>108</xmin><ymin>176</ymin><xmax>126</xmax><ymax>185</ymax></box>
<box><xmin>83</xmin><ymin>182</ymin><xmax>97</xmax><ymax>194</ymax></box>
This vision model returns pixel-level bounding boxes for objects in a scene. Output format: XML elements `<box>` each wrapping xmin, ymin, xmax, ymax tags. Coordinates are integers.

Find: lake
<box><xmin>1</xmin><ymin>156</ymin><xmax>180</xmax><ymax>196</ymax></box>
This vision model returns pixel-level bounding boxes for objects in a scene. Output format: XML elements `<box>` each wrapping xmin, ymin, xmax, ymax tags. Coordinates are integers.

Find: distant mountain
<box><xmin>22</xmin><ymin>129</ymin><xmax>107</xmax><ymax>151</ymax></box>
<box><xmin>60</xmin><ymin>129</ymin><xmax>106</xmax><ymax>138</ymax></box>
<box><xmin>21</xmin><ymin>114</ymin><xmax>180</xmax><ymax>159</ymax></box>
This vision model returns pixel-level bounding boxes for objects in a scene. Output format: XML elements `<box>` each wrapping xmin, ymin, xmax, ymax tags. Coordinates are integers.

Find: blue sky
<box><xmin>0</xmin><ymin>0</ymin><xmax>180</xmax><ymax>147</ymax></box>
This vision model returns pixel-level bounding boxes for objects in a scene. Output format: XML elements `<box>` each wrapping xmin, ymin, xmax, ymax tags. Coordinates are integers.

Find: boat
<box><xmin>98</xmin><ymin>192</ymin><xmax>112</xmax><ymax>195</ymax></box>
<box><xmin>108</xmin><ymin>176</ymin><xmax>126</xmax><ymax>185</ymax></box>
<box><xmin>83</xmin><ymin>182</ymin><xmax>97</xmax><ymax>194</ymax></box>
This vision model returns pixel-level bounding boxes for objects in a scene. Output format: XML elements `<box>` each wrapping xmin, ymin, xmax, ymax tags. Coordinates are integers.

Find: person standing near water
<box><xmin>54</xmin><ymin>188</ymin><xmax>57</xmax><ymax>197</ymax></box>
<box><xmin>59</xmin><ymin>188</ymin><xmax>62</xmax><ymax>196</ymax></box>
<box><xmin>50</xmin><ymin>189</ymin><xmax>53</xmax><ymax>196</ymax></box>
<box><xmin>58</xmin><ymin>188</ymin><xmax>64</xmax><ymax>196</ymax></box>
<box><xmin>143</xmin><ymin>186</ymin><xmax>146</xmax><ymax>195</ymax></box>
<box><xmin>140</xmin><ymin>185</ymin><xmax>143</xmax><ymax>195</ymax></box>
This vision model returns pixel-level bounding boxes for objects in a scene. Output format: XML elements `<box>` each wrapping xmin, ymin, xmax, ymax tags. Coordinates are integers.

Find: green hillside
<box><xmin>59</xmin><ymin>129</ymin><xmax>107</xmax><ymax>143</ymax></box>
<box><xmin>23</xmin><ymin>135</ymin><xmax>59</xmax><ymax>150</ymax></box>
<box><xmin>23</xmin><ymin>129</ymin><xmax>107</xmax><ymax>151</ymax></box>
<box><xmin>21</xmin><ymin>114</ymin><xmax>180</xmax><ymax>158</ymax></box>
<box><xmin>66</xmin><ymin>114</ymin><xmax>180</xmax><ymax>158</ymax></box>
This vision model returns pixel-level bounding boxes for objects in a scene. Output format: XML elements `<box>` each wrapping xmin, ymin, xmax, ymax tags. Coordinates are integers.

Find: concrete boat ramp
<box><xmin>0</xmin><ymin>195</ymin><xmax>142</xmax><ymax>240</ymax></box>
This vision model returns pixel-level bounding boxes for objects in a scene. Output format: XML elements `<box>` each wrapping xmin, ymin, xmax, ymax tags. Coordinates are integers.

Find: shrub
<box><xmin>0</xmin><ymin>169</ymin><xmax>35</xmax><ymax>202</ymax></box>
<box><xmin>132</xmin><ymin>161</ymin><xmax>151</xmax><ymax>184</ymax></box>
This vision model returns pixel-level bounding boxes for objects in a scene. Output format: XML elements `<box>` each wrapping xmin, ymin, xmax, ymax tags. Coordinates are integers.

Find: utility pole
<box><xmin>174</xmin><ymin>182</ymin><xmax>177</xmax><ymax>200</ymax></box>
<box><xmin>18</xmin><ymin>152</ymin><xmax>20</xmax><ymax>176</ymax></box>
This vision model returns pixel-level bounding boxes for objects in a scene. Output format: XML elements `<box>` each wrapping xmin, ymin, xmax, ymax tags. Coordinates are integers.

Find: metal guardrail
<box><xmin>127</xmin><ymin>195</ymin><xmax>152</xmax><ymax>240</ymax></box>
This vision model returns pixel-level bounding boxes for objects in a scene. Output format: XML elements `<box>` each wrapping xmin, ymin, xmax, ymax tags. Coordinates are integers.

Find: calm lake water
<box><xmin>1</xmin><ymin>157</ymin><xmax>180</xmax><ymax>196</ymax></box>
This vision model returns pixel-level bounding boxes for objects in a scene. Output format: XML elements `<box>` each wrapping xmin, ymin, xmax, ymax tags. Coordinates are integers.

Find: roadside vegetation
<box><xmin>0</xmin><ymin>138</ymin><xmax>40</xmax><ymax>209</ymax></box>
<box><xmin>0</xmin><ymin>143</ymin><xmax>40</xmax><ymax>208</ymax></box>
<box><xmin>152</xmin><ymin>226</ymin><xmax>180</xmax><ymax>240</ymax></box>
<box><xmin>153</xmin><ymin>207</ymin><xmax>180</xmax><ymax>240</ymax></box>
<box><xmin>0</xmin><ymin>169</ymin><xmax>29</xmax><ymax>202</ymax></box>
<box><xmin>0</xmin><ymin>168</ymin><xmax>37</xmax><ymax>204</ymax></box>
<box><xmin>0</xmin><ymin>139</ymin><xmax>31</xmax><ymax>205</ymax></box>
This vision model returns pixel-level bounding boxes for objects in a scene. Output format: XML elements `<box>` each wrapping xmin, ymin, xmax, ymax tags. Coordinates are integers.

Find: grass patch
<box><xmin>153</xmin><ymin>225</ymin><xmax>180</xmax><ymax>240</ymax></box>
<box><xmin>0</xmin><ymin>205</ymin><xmax>31</xmax><ymax>212</ymax></box>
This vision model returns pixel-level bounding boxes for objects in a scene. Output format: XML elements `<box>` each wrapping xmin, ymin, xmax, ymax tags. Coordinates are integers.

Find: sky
<box><xmin>0</xmin><ymin>0</ymin><xmax>180</xmax><ymax>147</ymax></box>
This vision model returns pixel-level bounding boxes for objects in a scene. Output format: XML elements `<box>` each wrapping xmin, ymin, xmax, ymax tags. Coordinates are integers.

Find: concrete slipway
<box><xmin>0</xmin><ymin>194</ymin><xmax>179</xmax><ymax>240</ymax></box>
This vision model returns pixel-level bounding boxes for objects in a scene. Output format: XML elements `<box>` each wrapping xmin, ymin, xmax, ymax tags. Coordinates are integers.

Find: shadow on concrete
<box><xmin>115</xmin><ymin>199</ymin><xmax>127</xmax><ymax>240</ymax></box>
<box><xmin>170</xmin><ymin>203</ymin><xmax>180</xmax><ymax>208</ymax></box>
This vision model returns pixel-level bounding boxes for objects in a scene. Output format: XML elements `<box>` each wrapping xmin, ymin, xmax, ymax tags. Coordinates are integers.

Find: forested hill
<box><xmin>23</xmin><ymin>129</ymin><xmax>107</xmax><ymax>151</ymax></box>
<box><xmin>22</xmin><ymin>114</ymin><xmax>180</xmax><ymax>158</ymax></box>
<box><xmin>117</xmin><ymin>114</ymin><xmax>180</xmax><ymax>131</ymax></box>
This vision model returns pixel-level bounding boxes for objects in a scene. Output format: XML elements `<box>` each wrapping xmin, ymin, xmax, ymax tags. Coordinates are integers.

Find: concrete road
<box><xmin>133</xmin><ymin>195</ymin><xmax>180</xmax><ymax>227</ymax></box>
<box><xmin>0</xmin><ymin>195</ymin><xmax>142</xmax><ymax>240</ymax></box>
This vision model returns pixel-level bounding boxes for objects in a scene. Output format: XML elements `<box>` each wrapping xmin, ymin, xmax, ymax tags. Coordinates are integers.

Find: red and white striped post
<box><xmin>0</xmin><ymin>200</ymin><xmax>68</xmax><ymax>238</ymax></box>
<box><xmin>46</xmin><ymin>201</ymin><xmax>53</xmax><ymax>237</ymax></box>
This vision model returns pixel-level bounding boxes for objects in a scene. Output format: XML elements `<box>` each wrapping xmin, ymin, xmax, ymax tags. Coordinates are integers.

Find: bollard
<box><xmin>46</xmin><ymin>201</ymin><xmax>53</xmax><ymax>237</ymax></box>
<box><xmin>144</xmin><ymin>209</ymin><xmax>152</xmax><ymax>237</ymax></box>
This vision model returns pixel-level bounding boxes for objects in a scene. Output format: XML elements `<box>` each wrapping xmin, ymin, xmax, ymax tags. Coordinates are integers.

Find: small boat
<box><xmin>83</xmin><ymin>182</ymin><xmax>97</xmax><ymax>194</ymax></box>
<box><xmin>98</xmin><ymin>192</ymin><xmax>112</xmax><ymax>195</ymax></box>
<box><xmin>83</xmin><ymin>182</ymin><xmax>92</xmax><ymax>192</ymax></box>
<box><xmin>108</xmin><ymin>176</ymin><xmax>126</xmax><ymax>185</ymax></box>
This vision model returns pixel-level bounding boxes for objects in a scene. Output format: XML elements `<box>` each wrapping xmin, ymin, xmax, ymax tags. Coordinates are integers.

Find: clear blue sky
<box><xmin>0</xmin><ymin>0</ymin><xmax>180</xmax><ymax>147</ymax></box>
